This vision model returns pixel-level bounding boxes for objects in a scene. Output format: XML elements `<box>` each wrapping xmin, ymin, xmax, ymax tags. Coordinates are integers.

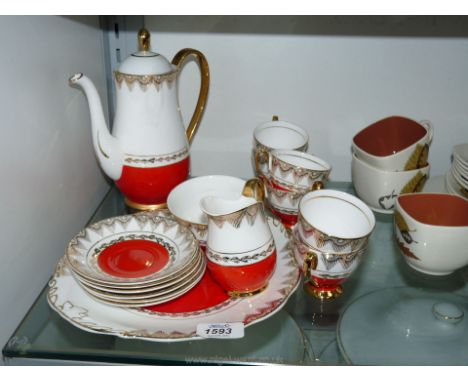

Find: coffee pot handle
<box><xmin>172</xmin><ymin>48</ymin><xmax>210</xmax><ymax>145</ymax></box>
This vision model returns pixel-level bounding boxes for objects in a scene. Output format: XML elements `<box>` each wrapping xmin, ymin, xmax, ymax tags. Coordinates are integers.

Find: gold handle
<box><xmin>302</xmin><ymin>251</ymin><xmax>318</xmax><ymax>280</ymax></box>
<box><xmin>254</xmin><ymin>149</ymin><xmax>270</xmax><ymax>180</ymax></box>
<box><xmin>172</xmin><ymin>48</ymin><xmax>210</xmax><ymax>145</ymax></box>
<box><xmin>312</xmin><ymin>180</ymin><xmax>324</xmax><ymax>191</ymax></box>
<box><xmin>242</xmin><ymin>178</ymin><xmax>265</xmax><ymax>202</ymax></box>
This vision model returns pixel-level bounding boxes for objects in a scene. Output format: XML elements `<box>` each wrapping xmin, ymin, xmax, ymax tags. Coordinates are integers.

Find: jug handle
<box><xmin>242</xmin><ymin>178</ymin><xmax>265</xmax><ymax>202</ymax></box>
<box><xmin>172</xmin><ymin>48</ymin><xmax>210</xmax><ymax>145</ymax></box>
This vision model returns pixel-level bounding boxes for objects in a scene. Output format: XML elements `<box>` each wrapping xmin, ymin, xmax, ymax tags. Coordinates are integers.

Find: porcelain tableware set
<box><xmin>55</xmin><ymin>26</ymin><xmax>468</xmax><ymax>359</ymax></box>
<box><xmin>57</xmin><ymin>28</ymin><xmax>304</xmax><ymax>343</ymax></box>
<box><xmin>351</xmin><ymin>116</ymin><xmax>433</xmax><ymax>213</ymax></box>
<box><xmin>49</xmin><ymin>217</ymin><xmax>301</xmax><ymax>342</ymax></box>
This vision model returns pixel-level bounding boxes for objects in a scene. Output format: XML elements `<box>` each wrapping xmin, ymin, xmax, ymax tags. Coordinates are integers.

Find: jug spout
<box><xmin>200</xmin><ymin>195</ymin><xmax>259</xmax><ymax>219</ymax></box>
<box><xmin>200</xmin><ymin>194</ymin><xmax>272</xmax><ymax>247</ymax></box>
<box><xmin>69</xmin><ymin>73</ymin><xmax>123</xmax><ymax>180</ymax></box>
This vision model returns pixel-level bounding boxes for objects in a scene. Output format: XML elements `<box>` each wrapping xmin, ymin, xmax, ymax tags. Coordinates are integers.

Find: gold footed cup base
<box><xmin>304</xmin><ymin>282</ymin><xmax>343</xmax><ymax>300</ymax></box>
<box><xmin>228</xmin><ymin>284</ymin><xmax>268</xmax><ymax>298</ymax></box>
<box><xmin>124</xmin><ymin>197</ymin><xmax>168</xmax><ymax>212</ymax></box>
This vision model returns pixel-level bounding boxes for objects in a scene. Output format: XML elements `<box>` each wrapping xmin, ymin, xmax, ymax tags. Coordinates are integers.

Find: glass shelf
<box><xmin>3</xmin><ymin>182</ymin><xmax>468</xmax><ymax>365</ymax></box>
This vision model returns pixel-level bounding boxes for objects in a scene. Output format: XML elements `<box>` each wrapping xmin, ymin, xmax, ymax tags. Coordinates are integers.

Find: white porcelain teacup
<box><xmin>269</xmin><ymin>150</ymin><xmax>331</xmax><ymax>191</ymax></box>
<box><xmin>352</xmin><ymin>116</ymin><xmax>433</xmax><ymax>171</ymax></box>
<box><xmin>253</xmin><ymin>116</ymin><xmax>309</xmax><ymax>179</ymax></box>
<box><xmin>292</xmin><ymin>189</ymin><xmax>375</xmax><ymax>299</ymax></box>
<box><xmin>351</xmin><ymin>153</ymin><xmax>430</xmax><ymax>214</ymax></box>
<box><xmin>394</xmin><ymin>193</ymin><xmax>468</xmax><ymax>275</ymax></box>
<box><xmin>263</xmin><ymin>150</ymin><xmax>330</xmax><ymax>230</ymax></box>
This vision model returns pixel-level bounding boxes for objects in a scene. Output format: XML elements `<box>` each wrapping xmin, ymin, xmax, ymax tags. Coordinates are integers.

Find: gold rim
<box><xmin>303</xmin><ymin>282</ymin><xmax>343</xmax><ymax>300</ymax></box>
<box><xmin>228</xmin><ymin>284</ymin><xmax>268</xmax><ymax>298</ymax></box>
<box><xmin>124</xmin><ymin>198</ymin><xmax>168</xmax><ymax>211</ymax></box>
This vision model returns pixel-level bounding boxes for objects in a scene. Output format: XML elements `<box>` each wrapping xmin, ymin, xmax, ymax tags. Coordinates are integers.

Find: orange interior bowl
<box><xmin>398</xmin><ymin>193</ymin><xmax>468</xmax><ymax>226</ymax></box>
<box><xmin>353</xmin><ymin>116</ymin><xmax>427</xmax><ymax>157</ymax></box>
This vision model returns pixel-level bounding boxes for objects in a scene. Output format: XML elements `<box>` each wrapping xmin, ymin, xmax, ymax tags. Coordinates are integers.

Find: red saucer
<box><xmin>98</xmin><ymin>240</ymin><xmax>170</xmax><ymax>279</ymax></box>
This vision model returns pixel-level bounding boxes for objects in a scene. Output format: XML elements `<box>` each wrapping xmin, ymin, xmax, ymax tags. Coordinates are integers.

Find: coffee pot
<box><xmin>69</xmin><ymin>28</ymin><xmax>209</xmax><ymax>210</ymax></box>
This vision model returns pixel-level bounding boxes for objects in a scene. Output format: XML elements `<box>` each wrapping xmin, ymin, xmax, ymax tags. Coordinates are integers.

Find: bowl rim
<box><xmin>352</xmin><ymin>152</ymin><xmax>430</xmax><ymax>175</ymax></box>
<box><xmin>352</xmin><ymin>115</ymin><xmax>429</xmax><ymax>159</ymax></box>
<box><xmin>396</xmin><ymin>192</ymin><xmax>468</xmax><ymax>228</ymax></box>
<box><xmin>167</xmin><ymin>175</ymin><xmax>246</xmax><ymax>226</ymax></box>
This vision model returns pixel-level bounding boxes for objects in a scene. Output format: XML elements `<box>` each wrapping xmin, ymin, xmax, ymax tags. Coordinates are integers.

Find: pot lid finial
<box><xmin>138</xmin><ymin>28</ymin><xmax>151</xmax><ymax>52</ymax></box>
<box><xmin>117</xmin><ymin>28</ymin><xmax>173</xmax><ymax>75</ymax></box>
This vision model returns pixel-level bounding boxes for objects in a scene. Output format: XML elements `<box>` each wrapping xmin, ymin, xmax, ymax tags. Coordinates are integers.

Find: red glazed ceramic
<box><xmin>69</xmin><ymin>28</ymin><xmax>209</xmax><ymax>210</ymax></box>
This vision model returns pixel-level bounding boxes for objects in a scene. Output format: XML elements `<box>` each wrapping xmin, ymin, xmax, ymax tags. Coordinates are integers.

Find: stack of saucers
<box><xmin>65</xmin><ymin>213</ymin><xmax>205</xmax><ymax>308</ymax></box>
<box><xmin>446</xmin><ymin>144</ymin><xmax>468</xmax><ymax>200</ymax></box>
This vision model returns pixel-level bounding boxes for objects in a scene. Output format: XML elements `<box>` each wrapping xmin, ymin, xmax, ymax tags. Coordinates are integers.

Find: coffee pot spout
<box><xmin>69</xmin><ymin>73</ymin><xmax>123</xmax><ymax>180</ymax></box>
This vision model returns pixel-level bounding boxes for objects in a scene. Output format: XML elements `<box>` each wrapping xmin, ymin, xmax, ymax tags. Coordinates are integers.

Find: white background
<box><xmin>145</xmin><ymin>16</ymin><xmax>468</xmax><ymax>181</ymax></box>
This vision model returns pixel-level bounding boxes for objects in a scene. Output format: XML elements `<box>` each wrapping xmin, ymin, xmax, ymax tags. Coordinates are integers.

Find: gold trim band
<box><xmin>228</xmin><ymin>284</ymin><xmax>268</xmax><ymax>298</ymax></box>
<box><xmin>124</xmin><ymin>198</ymin><xmax>168</xmax><ymax>212</ymax></box>
<box><xmin>303</xmin><ymin>282</ymin><xmax>343</xmax><ymax>300</ymax></box>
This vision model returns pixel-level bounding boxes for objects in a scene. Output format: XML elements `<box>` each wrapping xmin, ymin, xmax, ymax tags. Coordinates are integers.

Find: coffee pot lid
<box><xmin>337</xmin><ymin>286</ymin><xmax>468</xmax><ymax>365</ymax></box>
<box><xmin>117</xmin><ymin>28</ymin><xmax>173</xmax><ymax>75</ymax></box>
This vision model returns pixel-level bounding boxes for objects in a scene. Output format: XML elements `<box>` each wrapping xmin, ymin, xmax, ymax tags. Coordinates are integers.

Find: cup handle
<box><xmin>312</xmin><ymin>181</ymin><xmax>324</xmax><ymax>191</ymax></box>
<box><xmin>420</xmin><ymin>120</ymin><xmax>434</xmax><ymax>146</ymax></box>
<box><xmin>242</xmin><ymin>178</ymin><xmax>265</xmax><ymax>202</ymax></box>
<box><xmin>254</xmin><ymin>149</ymin><xmax>270</xmax><ymax>181</ymax></box>
<box><xmin>302</xmin><ymin>250</ymin><xmax>318</xmax><ymax>280</ymax></box>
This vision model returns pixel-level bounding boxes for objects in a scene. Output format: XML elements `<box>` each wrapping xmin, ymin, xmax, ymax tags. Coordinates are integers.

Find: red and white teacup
<box><xmin>292</xmin><ymin>189</ymin><xmax>375</xmax><ymax>299</ymax></box>
<box><xmin>265</xmin><ymin>181</ymin><xmax>307</xmax><ymax>230</ymax></box>
<box><xmin>265</xmin><ymin>150</ymin><xmax>331</xmax><ymax>230</ymax></box>
<box><xmin>269</xmin><ymin>150</ymin><xmax>331</xmax><ymax>191</ymax></box>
